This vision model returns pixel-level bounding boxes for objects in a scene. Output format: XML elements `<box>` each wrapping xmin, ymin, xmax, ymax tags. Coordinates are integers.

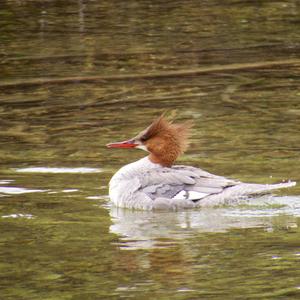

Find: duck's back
<box><xmin>109</xmin><ymin>157</ymin><xmax>296</xmax><ymax>210</ymax></box>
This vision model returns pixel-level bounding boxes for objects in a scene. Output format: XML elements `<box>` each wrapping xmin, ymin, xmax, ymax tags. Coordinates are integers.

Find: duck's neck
<box><xmin>127</xmin><ymin>156</ymin><xmax>160</xmax><ymax>173</ymax></box>
<box><xmin>148</xmin><ymin>153</ymin><xmax>176</xmax><ymax>167</ymax></box>
<box><xmin>113</xmin><ymin>156</ymin><xmax>160</xmax><ymax>181</ymax></box>
<box><xmin>148</xmin><ymin>153</ymin><xmax>163</xmax><ymax>165</ymax></box>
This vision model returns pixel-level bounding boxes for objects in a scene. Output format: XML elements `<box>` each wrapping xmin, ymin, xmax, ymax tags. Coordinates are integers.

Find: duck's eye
<box><xmin>140</xmin><ymin>136</ymin><xmax>147</xmax><ymax>142</ymax></box>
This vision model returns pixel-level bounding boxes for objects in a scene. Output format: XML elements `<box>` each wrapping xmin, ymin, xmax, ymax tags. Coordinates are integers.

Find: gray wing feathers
<box><xmin>139</xmin><ymin>166</ymin><xmax>238</xmax><ymax>201</ymax></box>
<box><xmin>139</xmin><ymin>168</ymin><xmax>197</xmax><ymax>187</ymax></box>
<box><xmin>173</xmin><ymin>165</ymin><xmax>226</xmax><ymax>179</ymax></box>
<box><xmin>143</xmin><ymin>184</ymin><xmax>184</xmax><ymax>200</ymax></box>
<box><xmin>136</xmin><ymin>166</ymin><xmax>295</xmax><ymax>209</ymax></box>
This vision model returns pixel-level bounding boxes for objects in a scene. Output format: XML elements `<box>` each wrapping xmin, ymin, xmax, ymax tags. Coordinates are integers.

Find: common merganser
<box><xmin>107</xmin><ymin>115</ymin><xmax>296</xmax><ymax>210</ymax></box>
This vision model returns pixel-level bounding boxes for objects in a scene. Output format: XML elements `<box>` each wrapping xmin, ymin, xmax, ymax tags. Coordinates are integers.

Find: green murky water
<box><xmin>1</xmin><ymin>1</ymin><xmax>300</xmax><ymax>299</ymax></box>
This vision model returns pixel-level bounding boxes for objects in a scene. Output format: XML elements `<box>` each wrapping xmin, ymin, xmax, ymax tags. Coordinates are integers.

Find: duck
<box><xmin>106</xmin><ymin>115</ymin><xmax>296</xmax><ymax>210</ymax></box>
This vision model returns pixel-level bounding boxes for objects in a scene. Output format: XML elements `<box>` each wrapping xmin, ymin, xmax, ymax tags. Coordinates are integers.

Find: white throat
<box><xmin>135</xmin><ymin>144</ymin><xmax>148</xmax><ymax>152</ymax></box>
<box><xmin>110</xmin><ymin>156</ymin><xmax>160</xmax><ymax>183</ymax></box>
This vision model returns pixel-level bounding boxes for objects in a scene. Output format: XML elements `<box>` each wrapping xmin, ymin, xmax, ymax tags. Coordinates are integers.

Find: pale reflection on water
<box><xmin>109</xmin><ymin>195</ymin><xmax>300</xmax><ymax>250</ymax></box>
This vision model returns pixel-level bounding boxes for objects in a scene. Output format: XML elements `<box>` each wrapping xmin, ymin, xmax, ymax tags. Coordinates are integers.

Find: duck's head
<box><xmin>106</xmin><ymin>115</ymin><xmax>192</xmax><ymax>167</ymax></box>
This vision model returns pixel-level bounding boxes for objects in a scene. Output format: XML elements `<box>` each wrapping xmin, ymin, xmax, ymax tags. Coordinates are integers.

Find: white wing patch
<box><xmin>172</xmin><ymin>190</ymin><xmax>208</xmax><ymax>201</ymax></box>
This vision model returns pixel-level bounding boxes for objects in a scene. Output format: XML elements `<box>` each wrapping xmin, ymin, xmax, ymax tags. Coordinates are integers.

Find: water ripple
<box><xmin>15</xmin><ymin>167</ymin><xmax>102</xmax><ymax>174</ymax></box>
<box><xmin>0</xmin><ymin>186</ymin><xmax>45</xmax><ymax>194</ymax></box>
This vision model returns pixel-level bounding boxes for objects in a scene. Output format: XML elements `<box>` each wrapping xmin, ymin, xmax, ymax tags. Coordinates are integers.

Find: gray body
<box><xmin>109</xmin><ymin>157</ymin><xmax>296</xmax><ymax>210</ymax></box>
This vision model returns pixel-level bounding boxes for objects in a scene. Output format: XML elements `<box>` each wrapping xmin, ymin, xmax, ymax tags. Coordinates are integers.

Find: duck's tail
<box><xmin>241</xmin><ymin>181</ymin><xmax>297</xmax><ymax>194</ymax></box>
<box><xmin>198</xmin><ymin>181</ymin><xmax>297</xmax><ymax>207</ymax></box>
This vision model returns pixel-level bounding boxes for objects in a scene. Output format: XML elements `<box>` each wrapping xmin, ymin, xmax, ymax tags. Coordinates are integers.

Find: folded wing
<box><xmin>138</xmin><ymin>165</ymin><xmax>238</xmax><ymax>202</ymax></box>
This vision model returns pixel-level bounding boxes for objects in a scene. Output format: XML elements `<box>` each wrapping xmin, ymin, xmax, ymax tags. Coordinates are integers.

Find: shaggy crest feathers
<box><xmin>140</xmin><ymin>115</ymin><xmax>193</xmax><ymax>166</ymax></box>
